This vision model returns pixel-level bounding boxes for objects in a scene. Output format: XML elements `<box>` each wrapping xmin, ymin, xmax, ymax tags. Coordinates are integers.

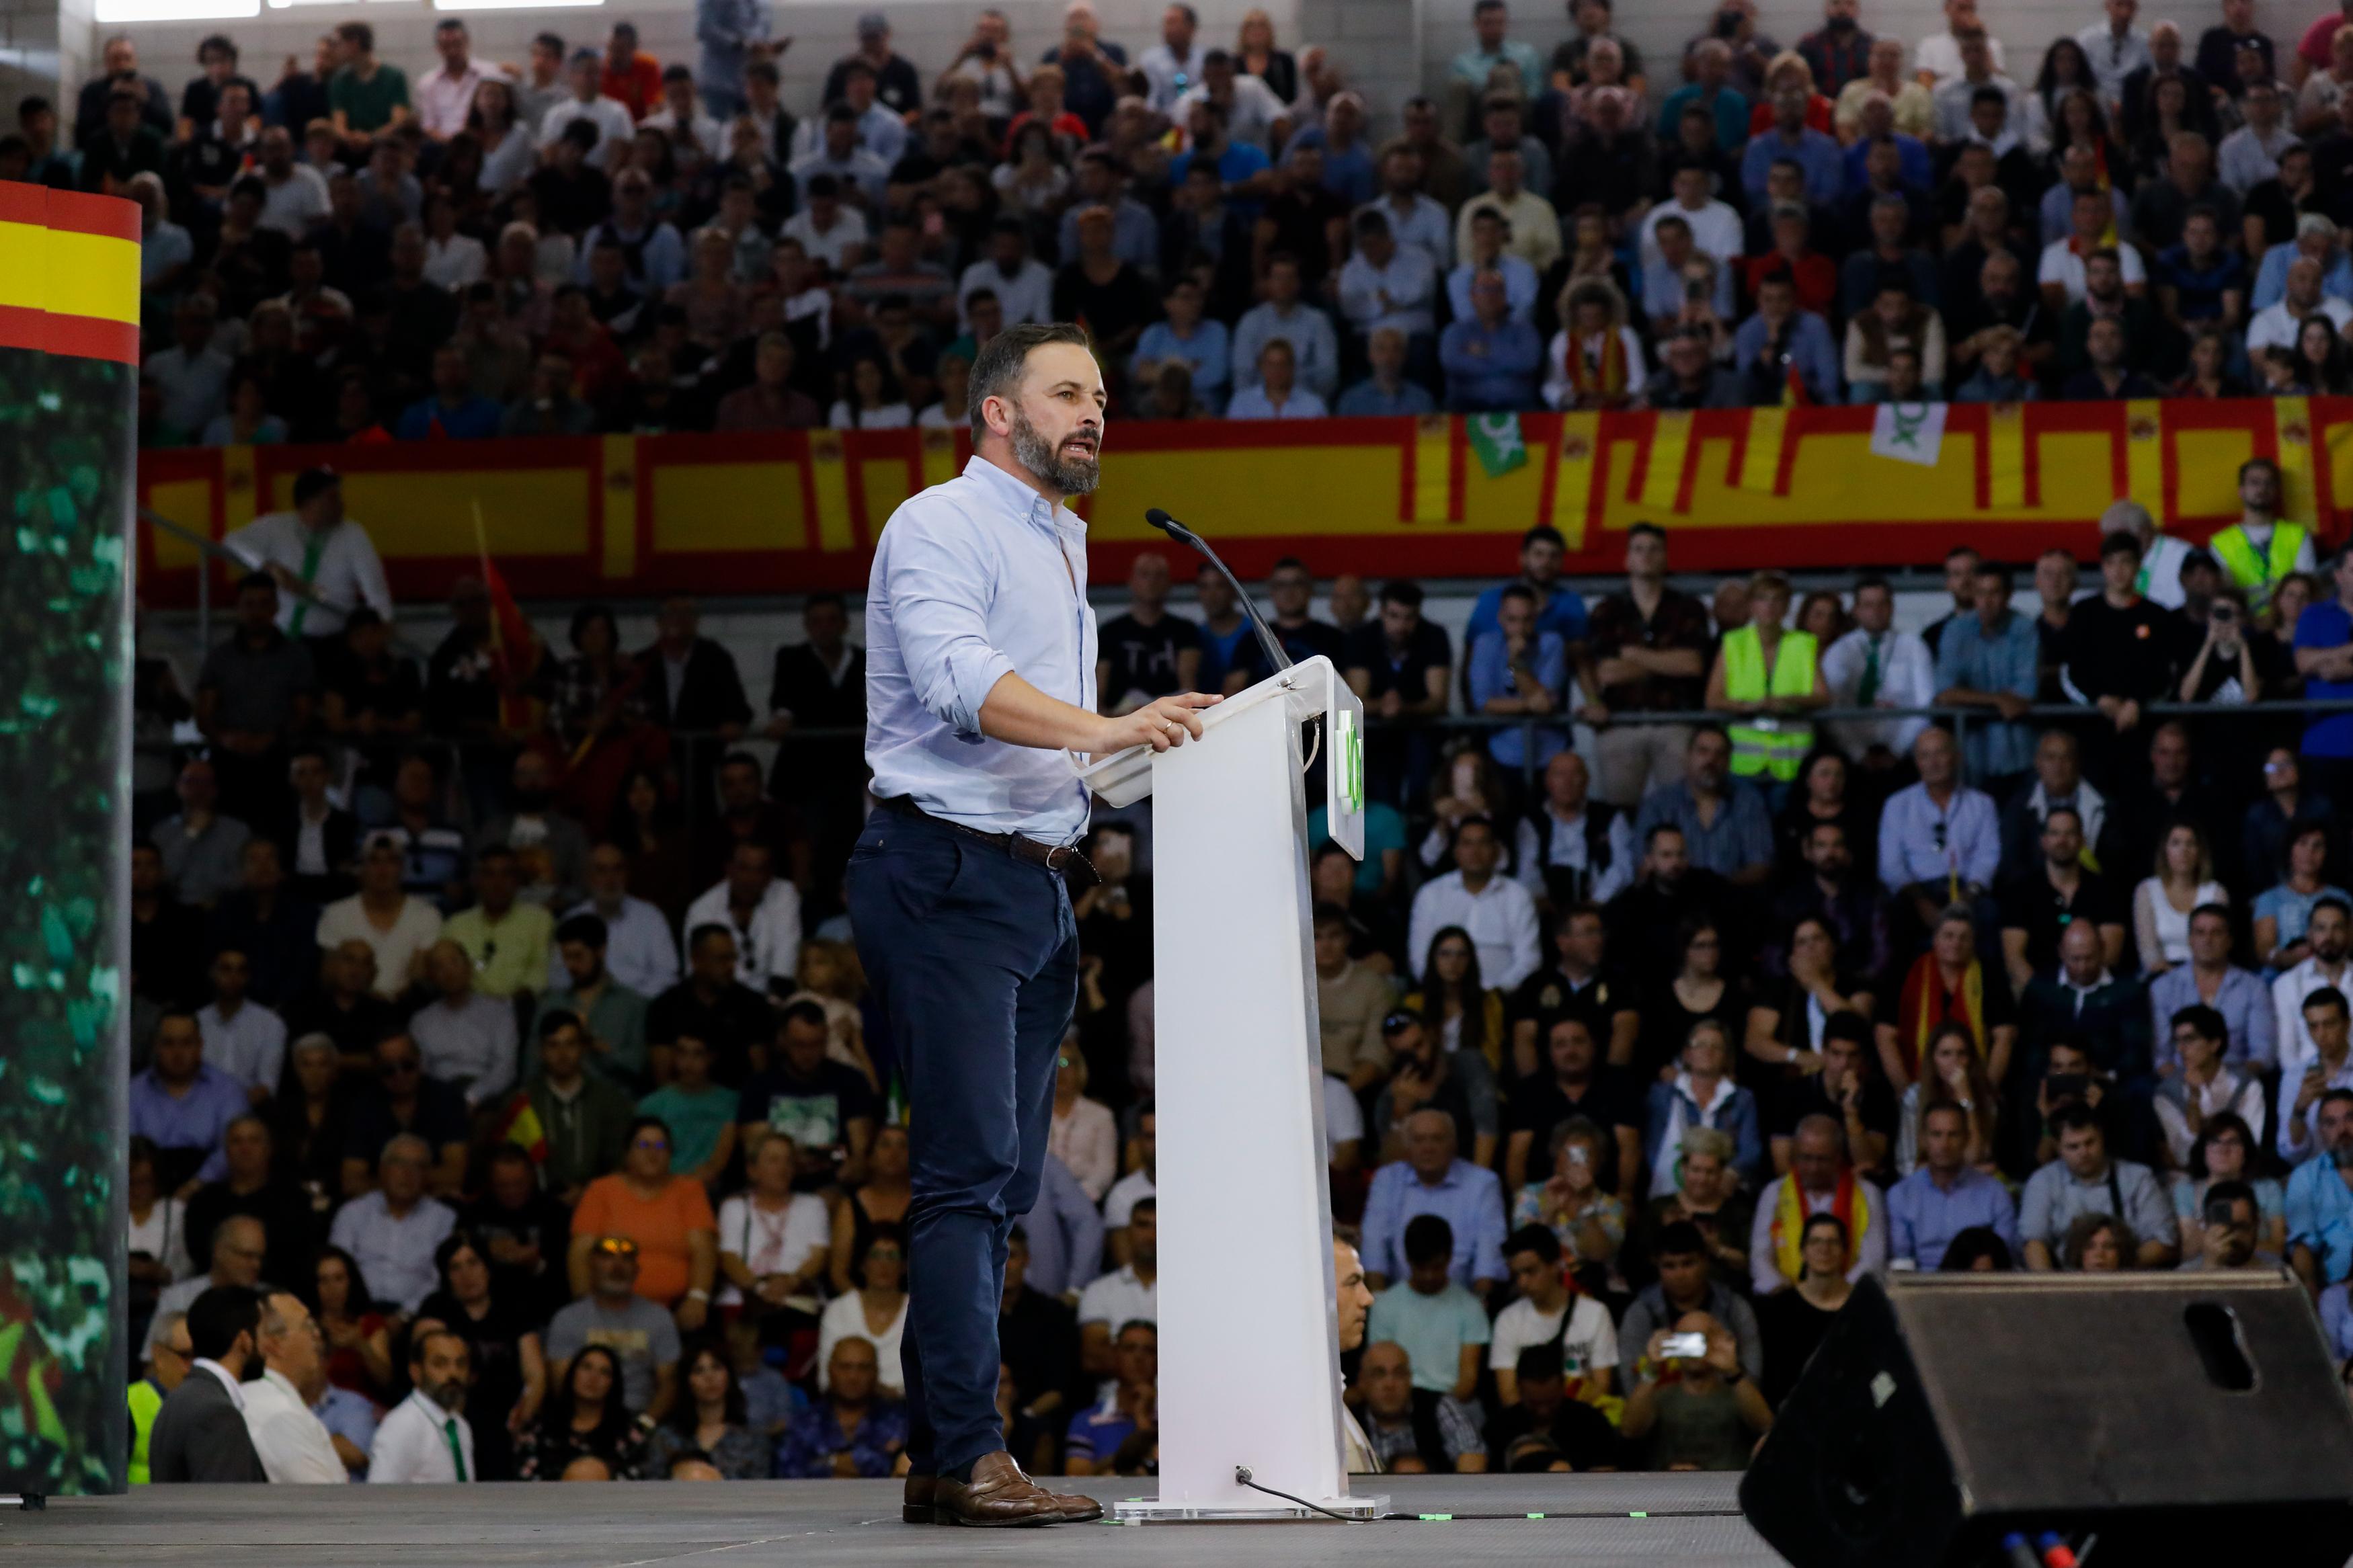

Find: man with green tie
<box><xmin>366</xmin><ymin>1329</ymin><xmax>475</xmax><ymax>1483</ymax></box>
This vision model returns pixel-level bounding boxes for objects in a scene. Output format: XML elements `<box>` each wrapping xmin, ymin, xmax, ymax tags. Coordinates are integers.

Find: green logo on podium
<box><xmin>1339</xmin><ymin>710</ymin><xmax>1365</xmax><ymax>814</ymax></box>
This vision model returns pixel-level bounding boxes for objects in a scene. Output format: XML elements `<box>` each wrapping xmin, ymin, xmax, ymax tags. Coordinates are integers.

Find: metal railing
<box><xmin>132</xmin><ymin>697</ymin><xmax>2353</xmax><ymax>845</ymax></box>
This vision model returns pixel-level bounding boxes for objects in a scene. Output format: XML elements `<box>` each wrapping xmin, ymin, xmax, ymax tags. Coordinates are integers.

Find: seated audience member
<box><xmin>643</xmin><ymin>1343</ymin><xmax>770</xmax><ymax>1480</ymax></box>
<box><xmin>1367</xmin><ymin>1214</ymin><xmax>1492</xmax><ymax>1415</ymax></box>
<box><xmin>1065</xmin><ymin>1319</ymin><xmax>1159</xmax><ymax>1477</ymax></box>
<box><xmin>2155</xmin><ymin>1004</ymin><xmax>2270</xmax><ymax>1170</ymax></box>
<box><xmin>1749</xmin><ymin>1114</ymin><xmax>1888</xmax><ymax>1293</ymax></box>
<box><xmin>409</xmin><ymin>941</ymin><xmax>518</xmax><ymax>1112</ymax></box>
<box><xmin>774</xmin><ymin>1335</ymin><xmax>908</xmax><ymax>1478</ymax></box>
<box><xmin>1755</xmin><ymin>1212</ymin><xmax>1856</xmax><ymax>1408</ymax></box>
<box><xmin>566</xmin><ymin>1116</ymin><xmax>719</xmax><ymax>1321</ymax></box>
<box><xmin>516</xmin><ymin>1343</ymin><xmax>653</xmax><ymax>1481</ymax></box>
<box><xmin>1490</xmin><ymin>1225</ymin><xmax>1620</xmax><ymax>1405</ymax></box>
<box><xmin>1888</xmin><ymin>1102</ymin><xmax>2020</xmax><ymax>1270</ymax></box>
<box><xmin>131</xmin><ymin>1011</ymin><xmax>251</xmax><ymax>1193</ymax></box>
<box><xmin>413</xmin><ymin>1233</ymin><xmax>543</xmax><ymax>1481</ymax></box>
<box><xmin>1999</xmin><ymin>806</ymin><xmax>2127</xmax><ymax>992</ymax></box>
<box><xmin>1644</xmin><ymin>1020</ymin><xmax>1766</xmax><ymax>1198</ymax></box>
<box><xmin>2172</xmin><ymin>1110</ymin><xmax>2286</xmax><ymax>1262</ymax></box>
<box><xmin>463</xmin><ymin>1144</ymin><xmax>573</xmax><ymax>1325</ymax></box>
<box><xmin>241</xmin><ymin>1288</ymin><xmax>345</xmax><ymax>1485</ymax></box>
<box><xmin>515</xmin><ymin>1010</ymin><xmax>635</xmax><ymax>1206</ymax></box>
<box><xmin>2020</xmin><ymin>1104</ymin><xmax>2178</xmax><ymax>1270</ymax></box>
<box><xmin>1079</xmin><ymin>1198</ymin><xmax>1159</xmax><ymax>1379</ymax></box>
<box><xmin>1617</xmin><ymin>1221</ymin><xmax>1763</xmax><ymax>1381</ymax></box>
<box><xmin>2289</xmin><ymin>1089</ymin><xmax>2353</xmax><ymax>1290</ymax></box>
<box><xmin>547</xmin><ymin>1237</ymin><xmax>682</xmax><ymax>1419</ymax></box>
<box><xmin>1892</xmin><ymin>1021</ymin><xmax>2001</xmax><ymax>1178</ymax></box>
<box><xmin>1620</xmin><ymin>1310</ymin><xmax>1771</xmax><ymax>1471</ymax></box>
<box><xmin>1360</xmin><ymin>1110</ymin><xmax>1508</xmax><ymax>1296</ymax></box>
<box><xmin>1485</xmin><ymin>1342</ymin><xmax>1618</xmax><ymax>1471</ymax></box>
<box><xmin>1355</xmin><ymin>1339</ymin><xmax>1487</xmax><ymax>1474</ymax></box>
<box><xmin>816</xmin><ymin>1226</ymin><xmax>909</xmax><ymax>1400</ymax></box>
<box><xmin>539</xmin><ymin>911</ymin><xmax>653</xmax><ymax>1089</ymax></box>
<box><xmin>184</xmin><ymin>1115</ymin><xmax>315</xmax><ymax>1289</ymax></box>
<box><xmin>146</xmin><ymin>1212</ymin><xmax>270</xmax><ymax>1367</ymax></box>
<box><xmin>1876</xmin><ymin>907</ymin><xmax>2017</xmax><ymax>1096</ymax></box>
<box><xmin>325</xmin><ymin>1134</ymin><xmax>456</xmax><ymax>1314</ymax></box>
<box><xmin>737</xmin><ymin>1000</ymin><xmax>882</xmax><ymax>1189</ymax></box>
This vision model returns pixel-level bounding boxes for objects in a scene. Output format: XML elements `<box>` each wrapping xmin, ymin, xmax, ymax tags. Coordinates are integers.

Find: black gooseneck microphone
<box><xmin>1144</xmin><ymin>507</ymin><xmax>1293</xmax><ymax>679</ymax></box>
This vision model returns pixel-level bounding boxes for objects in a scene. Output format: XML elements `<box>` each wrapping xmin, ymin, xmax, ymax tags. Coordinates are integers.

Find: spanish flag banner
<box><xmin>0</xmin><ymin>182</ymin><xmax>140</xmax><ymax>365</ymax></box>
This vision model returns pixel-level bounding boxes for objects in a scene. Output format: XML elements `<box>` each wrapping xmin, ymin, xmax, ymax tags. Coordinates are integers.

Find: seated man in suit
<box><xmin>149</xmin><ymin>1284</ymin><xmax>268</xmax><ymax>1483</ymax></box>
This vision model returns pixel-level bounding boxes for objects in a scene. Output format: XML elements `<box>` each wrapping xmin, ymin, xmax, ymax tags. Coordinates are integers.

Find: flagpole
<box><xmin>471</xmin><ymin>497</ymin><xmax>502</xmax><ymax>661</ymax></box>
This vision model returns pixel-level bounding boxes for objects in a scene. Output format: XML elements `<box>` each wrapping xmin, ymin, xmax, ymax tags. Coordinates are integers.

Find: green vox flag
<box><xmin>1467</xmin><ymin>412</ymin><xmax>1527</xmax><ymax>479</ymax></box>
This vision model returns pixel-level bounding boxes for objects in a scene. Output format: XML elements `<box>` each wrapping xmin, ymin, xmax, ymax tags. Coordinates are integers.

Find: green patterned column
<box><xmin>0</xmin><ymin>181</ymin><xmax>141</xmax><ymax>1496</ymax></box>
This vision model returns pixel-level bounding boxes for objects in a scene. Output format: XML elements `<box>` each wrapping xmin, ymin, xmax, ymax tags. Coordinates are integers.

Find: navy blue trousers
<box><xmin>846</xmin><ymin>808</ymin><xmax>1078</xmax><ymax>1473</ymax></box>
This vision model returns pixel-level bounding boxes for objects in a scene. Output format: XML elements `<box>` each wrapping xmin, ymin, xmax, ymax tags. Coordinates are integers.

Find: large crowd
<box><xmin>119</xmin><ymin>420</ymin><xmax>2353</xmax><ymax>1480</ymax></box>
<box><xmin>33</xmin><ymin>0</ymin><xmax>2353</xmax><ymax>442</ymax></box>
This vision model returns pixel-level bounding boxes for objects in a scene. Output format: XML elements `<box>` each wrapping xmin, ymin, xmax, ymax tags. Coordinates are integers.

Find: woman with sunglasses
<box><xmin>567</xmin><ymin>1116</ymin><xmax>719</xmax><ymax>1332</ymax></box>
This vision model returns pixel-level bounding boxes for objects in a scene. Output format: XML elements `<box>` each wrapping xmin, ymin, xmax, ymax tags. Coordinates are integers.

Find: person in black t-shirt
<box><xmin>647</xmin><ymin>925</ymin><xmax>778</xmax><ymax>1089</ymax></box>
<box><xmin>1501</xmin><ymin>1012</ymin><xmax>1643</xmax><ymax>1198</ymax></box>
<box><xmin>1096</xmin><ymin>552</ymin><xmax>1201</xmax><ymax>714</ymax></box>
<box><xmin>1484</xmin><ymin>1344</ymin><xmax>1620</xmax><ymax>1472</ymax></box>
<box><xmin>1226</xmin><ymin>556</ymin><xmax>1349</xmax><ymax>691</ymax></box>
<box><xmin>1343</xmin><ymin>579</ymin><xmax>1453</xmax><ymax>809</ymax></box>
<box><xmin>1997</xmin><ymin>805</ymin><xmax>2129</xmax><ymax>992</ymax></box>
<box><xmin>1765</xmin><ymin>1013</ymin><xmax>1897</xmax><ymax>1180</ymax></box>
<box><xmin>1507</xmin><ymin>903</ymin><xmax>1640</xmax><ymax>1072</ymax></box>
<box><xmin>735</xmin><ymin>1000</ymin><xmax>881</xmax><ymax>1192</ymax></box>
<box><xmin>2057</xmin><ymin>529</ymin><xmax>2181</xmax><ymax>786</ymax></box>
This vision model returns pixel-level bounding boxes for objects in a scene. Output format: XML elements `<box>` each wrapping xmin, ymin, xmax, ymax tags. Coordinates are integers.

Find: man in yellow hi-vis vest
<box><xmin>2207</xmin><ymin>458</ymin><xmax>2315</xmax><ymax>623</ymax></box>
<box><xmin>1706</xmin><ymin>570</ymin><xmax>1825</xmax><ymax>794</ymax></box>
<box><xmin>128</xmin><ymin>1310</ymin><xmax>194</xmax><ymax>1485</ymax></box>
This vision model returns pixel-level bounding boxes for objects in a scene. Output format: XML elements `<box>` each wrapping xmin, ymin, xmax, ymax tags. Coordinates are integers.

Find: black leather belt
<box><xmin>875</xmin><ymin>796</ymin><xmax>1096</xmax><ymax>884</ymax></box>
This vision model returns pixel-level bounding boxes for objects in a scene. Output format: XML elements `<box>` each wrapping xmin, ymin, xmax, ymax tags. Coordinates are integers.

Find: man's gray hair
<box><xmin>2098</xmin><ymin>499</ymin><xmax>2154</xmax><ymax>536</ymax></box>
<box><xmin>968</xmin><ymin>321</ymin><xmax>1093</xmax><ymax>446</ymax></box>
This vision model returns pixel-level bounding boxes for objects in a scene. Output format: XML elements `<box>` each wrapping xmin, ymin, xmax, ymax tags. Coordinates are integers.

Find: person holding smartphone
<box><xmin>2180</xmin><ymin>580</ymin><xmax>2265</xmax><ymax>703</ymax></box>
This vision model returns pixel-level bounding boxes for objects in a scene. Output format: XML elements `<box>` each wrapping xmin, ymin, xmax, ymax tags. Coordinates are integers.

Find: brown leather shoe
<box><xmin>932</xmin><ymin>1452</ymin><xmax>1065</xmax><ymax>1527</ymax></box>
<box><xmin>1043</xmin><ymin>1488</ymin><xmax>1104</xmax><ymax>1523</ymax></box>
<box><xmin>902</xmin><ymin>1475</ymin><xmax>934</xmax><ymax>1524</ymax></box>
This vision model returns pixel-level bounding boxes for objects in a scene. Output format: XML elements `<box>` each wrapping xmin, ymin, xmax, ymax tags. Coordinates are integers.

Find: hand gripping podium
<box><xmin>1078</xmin><ymin>656</ymin><xmax>1384</xmax><ymax>1521</ymax></box>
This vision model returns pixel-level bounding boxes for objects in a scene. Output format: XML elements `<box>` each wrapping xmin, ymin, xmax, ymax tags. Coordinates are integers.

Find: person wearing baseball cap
<box><xmin>222</xmin><ymin>465</ymin><xmax>392</xmax><ymax>647</ymax></box>
<box><xmin>824</xmin><ymin>12</ymin><xmax>923</xmax><ymax>120</ymax></box>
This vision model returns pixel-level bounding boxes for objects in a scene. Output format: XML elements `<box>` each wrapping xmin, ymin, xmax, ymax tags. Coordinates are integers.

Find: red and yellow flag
<box><xmin>0</xmin><ymin>181</ymin><xmax>140</xmax><ymax>364</ymax></box>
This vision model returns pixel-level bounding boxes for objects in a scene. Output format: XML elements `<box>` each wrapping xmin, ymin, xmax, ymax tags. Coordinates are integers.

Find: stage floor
<box><xmin>1</xmin><ymin>1474</ymin><xmax>1773</xmax><ymax>1566</ymax></box>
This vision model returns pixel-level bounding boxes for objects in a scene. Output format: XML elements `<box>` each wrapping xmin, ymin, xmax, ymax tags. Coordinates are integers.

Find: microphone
<box><xmin>1145</xmin><ymin>507</ymin><xmax>1293</xmax><ymax>678</ymax></box>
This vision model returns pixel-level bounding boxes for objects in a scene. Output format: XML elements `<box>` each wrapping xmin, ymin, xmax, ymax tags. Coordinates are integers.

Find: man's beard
<box><xmin>424</xmin><ymin>1376</ymin><xmax>467</xmax><ymax>1413</ymax></box>
<box><xmin>2331</xmin><ymin>1141</ymin><xmax>2353</xmax><ymax>1171</ymax></box>
<box><xmin>1007</xmin><ymin>403</ymin><xmax>1101</xmax><ymax>496</ymax></box>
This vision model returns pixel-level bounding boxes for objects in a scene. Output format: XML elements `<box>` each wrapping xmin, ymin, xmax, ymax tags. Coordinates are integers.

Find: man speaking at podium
<box><xmin>849</xmin><ymin>321</ymin><xmax>1219</xmax><ymax>1526</ymax></box>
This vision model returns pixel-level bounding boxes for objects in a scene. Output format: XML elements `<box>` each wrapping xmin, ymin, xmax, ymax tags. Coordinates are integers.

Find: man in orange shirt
<box><xmin>600</xmin><ymin>21</ymin><xmax>663</xmax><ymax>120</ymax></box>
<box><xmin>565</xmin><ymin>1116</ymin><xmax>719</xmax><ymax>1331</ymax></box>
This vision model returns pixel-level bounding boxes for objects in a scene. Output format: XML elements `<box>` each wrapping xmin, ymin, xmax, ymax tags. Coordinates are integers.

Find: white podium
<box><xmin>1079</xmin><ymin>656</ymin><xmax>1384</xmax><ymax>1522</ymax></box>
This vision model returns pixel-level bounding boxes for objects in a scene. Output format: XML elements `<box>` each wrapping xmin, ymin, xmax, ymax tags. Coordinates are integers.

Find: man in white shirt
<box><xmin>411</xmin><ymin>941</ymin><xmax>519</xmax><ymax>1110</ymax></box>
<box><xmin>553</xmin><ymin>841</ymin><xmax>681</xmax><ymax>995</ymax></box>
<box><xmin>643</xmin><ymin>65</ymin><xmax>725</xmax><ymax>157</ymax></box>
<box><xmin>1103</xmin><ymin>1110</ymin><xmax>1156</xmax><ymax>1235</ymax></box>
<box><xmin>223</xmin><ymin>468</ymin><xmax>393</xmax><ymax>642</ymax></box>
<box><xmin>243</xmin><ymin>1290</ymin><xmax>346</xmax><ymax>1483</ymax></box>
<box><xmin>1820</xmin><ymin>575</ymin><xmax>1936</xmax><ymax>761</ymax></box>
<box><xmin>369</xmin><ymin>1329</ymin><xmax>476</xmax><ymax>1483</ymax></box>
<box><xmin>196</xmin><ymin>947</ymin><xmax>286</xmax><ymax>1104</ymax></box>
<box><xmin>1337</xmin><ymin>210</ymin><xmax>1439</xmax><ymax>341</ymax></box>
<box><xmin>684</xmin><ymin>840</ymin><xmax>803</xmax><ymax>997</ymax></box>
<box><xmin>1489</xmin><ymin>1226</ymin><xmax>1620</xmax><ymax>1403</ymax></box>
<box><xmin>537</xmin><ymin>49</ymin><xmax>635</xmax><ymax>170</ymax></box>
<box><xmin>327</xmin><ymin>1136</ymin><xmax>457</xmax><ymax>1313</ymax></box>
<box><xmin>1175</xmin><ymin>50</ymin><xmax>1291</xmax><ymax>152</ymax></box>
<box><xmin>1640</xmin><ymin>163</ymin><xmax>1743</xmax><ymax>276</ymax></box>
<box><xmin>959</xmin><ymin>218</ymin><xmax>1054</xmax><ymax>327</ymax></box>
<box><xmin>2276</xmin><ymin>898</ymin><xmax>2353</xmax><ymax>1081</ymax></box>
<box><xmin>145</xmin><ymin>296</ymin><xmax>233</xmax><ymax>438</ymax></box>
<box><xmin>1138</xmin><ymin>3</ymin><xmax>1203</xmax><ymax>116</ymax></box>
<box><xmin>789</xmin><ymin>104</ymin><xmax>895</xmax><ymax>210</ymax></box>
<box><xmin>254</xmin><ymin>126</ymin><xmax>330</xmax><ymax>237</ymax></box>
<box><xmin>2076</xmin><ymin>0</ymin><xmax>2152</xmax><ymax>109</ymax></box>
<box><xmin>1513</xmin><ymin>752</ymin><xmax>1637</xmax><ymax>908</ymax></box>
<box><xmin>2247</xmin><ymin>253</ymin><xmax>2353</xmax><ymax>352</ymax></box>
<box><xmin>781</xmin><ymin>173</ymin><xmax>873</xmax><ymax>275</ymax></box>
<box><xmin>1077</xmin><ymin>1197</ymin><xmax>1159</xmax><ymax>1379</ymax></box>
<box><xmin>1915</xmin><ymin>0</ymin><xmax>2005</xmax><ymax>85</ymax></box>
<box><xmin>414</xmin><ymin>18</ymin><xmax>496</xmax><ymax>140</ymax></box>
<box><xmin>1408</xmin><ymin>815</ymin><xmax>1542</xmax><ymax>990</ymax></box>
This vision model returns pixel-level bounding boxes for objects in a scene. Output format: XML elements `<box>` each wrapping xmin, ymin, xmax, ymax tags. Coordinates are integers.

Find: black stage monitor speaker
<box><xmin>1739</xmin><ymin>1270</ymin><xmax>2353</xmax><ymax>1567</ymax></box>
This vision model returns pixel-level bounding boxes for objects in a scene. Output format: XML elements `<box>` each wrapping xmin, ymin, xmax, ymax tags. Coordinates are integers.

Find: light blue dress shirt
<box><xmin>864</xmin><ymin>456</ymin><xmax>1099</xmax><ymax>841</ymax></box>
<box><xmin>1931</xmin><ymin>609</ymin><xmax>2040</xmax><ymax>780</ymax></box>
<box><xmin>1888</xmin><ymin>1165</ymin><xmax>2019</xmax><ymax>1270</ymax></box>
<box><xmin>1877</xmin><ymin>781</ymin><xmax>2001</xmax><ymax>892</ymax></box>
<box><xmin>1360</xmin><ymin>1159</ymin><xmax>1509</xmax><ymax>1287</ymax></box>
<box><xmin>1131</xmin><ymin>319</ymin><xmax>1232</xmax><ymax>408</ymax></box>
<box><xmin>2288</xmin><ymin>1155</ymin><xmax>2353</xmax><ymax>1284</ymax></box>
<box><xmin>1468</xmin><ymin>628</ymin><xmax>1569</xmax><ymax>769</ymax></box>
<box><xmin>694</xmin><ymin>0</ymin><xmax>769</xmax><ymax>108</ymax></box>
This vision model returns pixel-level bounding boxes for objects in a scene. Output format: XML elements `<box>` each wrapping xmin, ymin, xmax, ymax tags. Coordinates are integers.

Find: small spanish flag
<box><xmin>500</xmin><ymin>1093</ymin><xmax>549</xmax><ymax>1164</ymax></box>
<box><xmin>0</xmin><ymin>181</ymin><xmax>141</xmax><ymax>365</ymax></box>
